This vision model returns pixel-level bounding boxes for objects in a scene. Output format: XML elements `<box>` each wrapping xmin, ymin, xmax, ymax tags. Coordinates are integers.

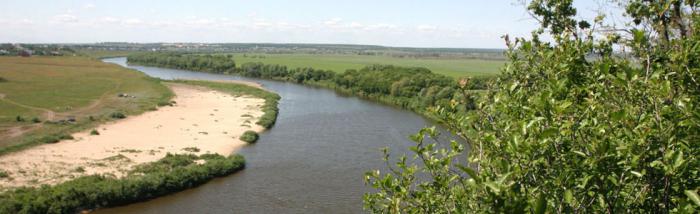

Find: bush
<box><xmin>0</xmin><ymin>170</ymin><xmax>8</xmax><ymax>178</ymax></box>
<box><xmin>239</xmin><ymin>131</ymin><xmax>259</xmax><ymax>143</ymax></box>
<box><xmin>110</xmin><ymin>112</ymin><xmax>126</xmax><ymax>119</ymax></box>
<box><xmin>365</xmin><ymin>1</ymin><xmax>700</xmax><ymax>213</ymax></box>
<box><xmin>90</xmin><ymin>129</ymin><xmax>100</xmax><ymax>135</ymax></box>
<box><xmin>15</xmin><ymin>116</ymin><xmax>24</xmax><ymax>122</ymax></box>
<box><xmin>31</xmin><ymin>117</ymin><xmax>41</xmax><ymax>123</ymax></box>
<box><xmin>0</xmin><ymin>153</ymin><xmax>245</xmax><ymax>213</ymax></box>
<box><xmin>40</xmin><ymin>134</ymin><xmax>74</xmax><ymax>144</ymax></box>
<box><xmin>0</xmin><ymin>77</ymin><xmax>6</xmax><ymax>82</ymax></box>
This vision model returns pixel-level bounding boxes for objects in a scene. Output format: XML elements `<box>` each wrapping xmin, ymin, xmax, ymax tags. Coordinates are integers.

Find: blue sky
<box><xmin>0</xmin><ymin>0</ymin><xmax>617</xmax><ymax>48</ymax></box>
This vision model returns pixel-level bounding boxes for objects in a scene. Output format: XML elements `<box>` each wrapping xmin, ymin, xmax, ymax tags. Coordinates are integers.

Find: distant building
<box><xmin>19</xmin><ymin>50</ymin><xmax>32</xmax><ymax>57</ymax></box>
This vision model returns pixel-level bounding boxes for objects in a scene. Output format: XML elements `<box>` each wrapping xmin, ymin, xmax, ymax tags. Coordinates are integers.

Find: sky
<box><xmin>0</xmin><ymin>0</ymin><xmax>618</xmax><ymax>48</ymax></box>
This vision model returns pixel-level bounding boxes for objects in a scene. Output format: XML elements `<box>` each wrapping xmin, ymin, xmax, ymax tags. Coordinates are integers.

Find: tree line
<box><xmin>128</xmin><ymin>53</ymin><xmax>493</xmax><ymax>115</ymax></box>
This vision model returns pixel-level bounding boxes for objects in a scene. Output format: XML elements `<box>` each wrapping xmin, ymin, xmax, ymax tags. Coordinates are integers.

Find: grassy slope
<box><xmin>232</xmin><ymin>53</ymin><xmax>504</xmax><ymax>78</ymax></box>
<box><xmin>0</xmin><ymin>56</ymin><xmax>173</xmax><ymax>154</ymax></box>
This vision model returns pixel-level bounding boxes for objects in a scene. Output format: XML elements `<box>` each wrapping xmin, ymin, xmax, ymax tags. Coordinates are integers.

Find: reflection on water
<box><xmin>98</xmin><ymin>58</ymin><xmax>455</xmax><ymax>213</ymax></box>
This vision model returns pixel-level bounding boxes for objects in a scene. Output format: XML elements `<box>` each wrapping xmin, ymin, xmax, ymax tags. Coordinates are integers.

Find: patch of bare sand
<box><xmin>0</xmin><ymin>83</ymin><xmax>265</xmax><ymax>189</ymax></box>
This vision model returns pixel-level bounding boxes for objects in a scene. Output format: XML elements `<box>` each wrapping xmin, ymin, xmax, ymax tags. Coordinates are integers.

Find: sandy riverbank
<box><xmin>0</xmin><ymin>83</ymin><xmax>265</xmax><ymax>189</ymax></box>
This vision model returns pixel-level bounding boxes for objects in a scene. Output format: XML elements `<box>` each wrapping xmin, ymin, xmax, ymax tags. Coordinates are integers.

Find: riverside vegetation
<box><xmin>128</xmin><ymin>0</ymin><xmax>700</xmax><ymax>213</ymax></box>
<box><xmin>128</xmin><ymin>53</ymin><xmax>493</xmax><ymax>117</ymax></box>
<box><xmin>0</xmin><ymin>153</ymin><xmax>245</xmax><ymax>213</ymax></box>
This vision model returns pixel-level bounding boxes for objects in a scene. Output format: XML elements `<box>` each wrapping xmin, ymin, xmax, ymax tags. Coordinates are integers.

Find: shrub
<box><xmin>239</xmin><ymin>131</ymin><xmax>259</xmax><ymax>143</ymax></box>
<box><xmin>0</xmin><ymin>77</ymin><xmax>6</xmax><ymax>82</ymax></box>
<box><xmin>110</xmin><ymin>112</ymin><xmax>126</xmax><ymax>119</ymax></box>
<box><xmin>365</xmin><ymin>1</ymin><xmax>700</xmax><ymax>213</ymax></box>
<box><xmin>15</xmin><ymin>116</ymin><xmax>24</xmax><ymax>122</ymax></box>
<box><xmin>182</xmin><ymin>147</ymin><xmax>200</xmax><ymax>152</ymax></box>
<box><xmin>40</xmin><ymin>133</ymin><xmax>74</xmax><ymax>144</ymax></box>
<box><xmin>0</xmin><ymin>170</ymin><xmax>8</xmax><ymax>178</ymax></box>
<box><xmin>31</xmin><ymin>117</ymin><xmax>41</xmax><ymax>123</ymax></box>
<box><xmin>74</xmin><ymin>167</ymin><xmax>85</xmax><ymax>173</ymax></box>
<box><xmin>90</xmin><ymin>129</ymin><xmax>100</xmax><ymax>135</ymax></box>
<box><xmin>0</xmin><ymin>154</ymin><xmax>245</xmax><ymax>213</ymax></box>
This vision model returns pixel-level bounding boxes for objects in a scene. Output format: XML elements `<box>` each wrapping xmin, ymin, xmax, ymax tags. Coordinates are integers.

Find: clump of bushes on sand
<box><xmin>90</xmin><ymin>129</ymin><xmax>100</xmax><ymax>135</ymax></box>
<box><xmin>0</xmin><ymin>153</ymin><xmax>245</xmax><ymax>213</ymax></box>
<box><xmin>0</xmin><ymin>77</ymin><xmax>6</xmax><ymax>82</ymax></box>
<box><xmin>239</xmin><ymin>131</ymin><xmax>259</xmax><ymax>143</ymax></box>
<box><xmin>0</xmin><ymin>170</ymin><xmax>8</xmax><ymax>178</ymax></box>
<box><xmin>110</xmin><ymin>112</ymin><xmax>126</xmax><ymax>119</ymax></box>
<box><xmin>39</xmin><ymin>133</ymin><xmax>74</xmax><ymax>144</ymax></box>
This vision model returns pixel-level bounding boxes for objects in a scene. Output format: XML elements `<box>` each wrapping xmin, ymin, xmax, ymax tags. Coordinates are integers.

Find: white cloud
<box><xmin>323</xmin><ymin>18</ymin><xmax>343</xmax><ymax>26</ymax></box>
<box><xmin>349</xmin><ymin>22</ymin><xmax>364</xmax><ymax>29</ymax></box>
<box><xmin>121</xmin><ymin>18</ymin><xmax>144</xmax><ymax>26</ymax></box>
<box><xmin>83</xmin><ymin>3</ymin><xmax>96</xmax><ymax>9</ymax></box>
<box><xmin>417</xmin><ymin>25</ymin><xmax>438</xmax><ymax>32</ymax></box>
<box><xmin>52</xmin><ymin>14</ymin><xmax>78</xmax><ymax>23</ymax></box>
<box><xmin>100</xmin><ymin>17</ymin><xmax>120</xmax><ymax>23</ymax></box>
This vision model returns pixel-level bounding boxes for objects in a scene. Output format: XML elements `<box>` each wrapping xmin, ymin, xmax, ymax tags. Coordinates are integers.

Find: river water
<box><xmin>99</xmin><ymin>57</ymin><xmax>452</xmax><ymax>213</ymax></box>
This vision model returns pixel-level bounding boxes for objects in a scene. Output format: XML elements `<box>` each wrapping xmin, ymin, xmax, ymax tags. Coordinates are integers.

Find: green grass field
<box><xmin>0</xmin><ymin>56</ymin><xmax>173</xmax><ymax>154</ymax></box>
<box><xmin>232</xmin><ymin>54</ymin><xmax>504</xmax><ymax>78</ymax></box>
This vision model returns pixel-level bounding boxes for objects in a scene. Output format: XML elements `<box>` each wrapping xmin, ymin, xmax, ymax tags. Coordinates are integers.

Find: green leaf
<box><xmin>540</xmin><ymin>128</ymin><xmax>559</xmax><ymax>138</ymax></box>
<box><xmin>564</xmin><ymin>189</ymin><xmax>574</xmax><ymax>204</ymax></box>
<box><xmin>559</xmin><ymin>101</ymin><xmax>572</xmax><ymax>110</ymax></box>
<box><xmin>534</xmin><ymin>193</ymin><xmax>547</xmax><ymax>214</ymax></box>
<box><xmin>686</xmin><ymin>190</ymin><xmax>700</xmax><ymax>207</ymax></box>
<box><xmin>457</xmin><ymin>164</ymin><xmax>481</xmax><ymax>183</ymax></box>
<box><xmin>610</xmin><ymin>110</ymin><xmax>625</xmax><ymax>121</ymax></box>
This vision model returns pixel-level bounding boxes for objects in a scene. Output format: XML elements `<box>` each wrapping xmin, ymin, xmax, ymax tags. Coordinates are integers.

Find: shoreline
<box><xmin>0</xmin><ymin>83</ymin><xmax>266</xmax><ymax>189</ymax></box>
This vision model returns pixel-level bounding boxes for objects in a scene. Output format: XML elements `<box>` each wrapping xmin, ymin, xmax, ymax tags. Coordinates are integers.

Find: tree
<box><xmin>364</xmin><ymin>0</ymin><xmax>700</xmax><ymax>213</ymax></box>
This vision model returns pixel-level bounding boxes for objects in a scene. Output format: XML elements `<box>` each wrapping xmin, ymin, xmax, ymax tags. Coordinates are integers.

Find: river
<box><xmin>99</xmin><ymin>57</ymin><xmax>453</xmax><ymax>213</ymax></box>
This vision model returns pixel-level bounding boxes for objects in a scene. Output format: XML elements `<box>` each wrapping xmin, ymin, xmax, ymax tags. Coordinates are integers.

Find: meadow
<box><xmin>0</xmin><ymin>56</ymin><xmax>173</xmax><ymax>154</ymax></box>
<box><xmin>232</xmin><ymin>54</ymin><xmax>504</xmax><ymax>78</ymax></box>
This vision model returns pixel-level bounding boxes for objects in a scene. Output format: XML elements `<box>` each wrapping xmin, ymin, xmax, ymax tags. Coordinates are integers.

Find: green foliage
<box><xmin>15</xmin><ymin>115</ymin><xmax>24</xmax><ymax>122</ymax></box>
<box><xmin>39</xmin><ymin>134</ymin><xmax>74</xmax><ymax>144</ymax></box>
<box><xmin>129</xmin><ymin>53</ymin><xmax>492</xmax><ymax>117</ymax></box>
<box><xmin>109</xmin><ymin>112</ymin><xmax>126</xmax><ymax>119</ymax></box>
<box><xmin>30</xmin><ymin>117</ymin><xmax>40</xmax><ymax>123</ymax></box>
<box><xmin>239</xmin><ymin>131</ymin><xmax>259</xmax><ymax>143</ymax></box>
<box><xmin>0</xmin><ymin>170</ymin><xmax>8</xmax><ymax>178</ymax></box>
<box><xmin>89</xmin><ymin>129</ymin><xmax>99</xmax><ymax>135</ymax></box>
<box><xmin>0</xmin><ymin>77</ymin><xmax>6</xmax><ymax>82</ymax></box>
<box><xmin>364</xmin><ymin>0</ymin><xmax>700</xmax><ymax>213</ymax></box>
<box><xmin>0</xmin><ymin>153</ymin><xmax>245</xmax><ymax>213</ymax></box>
<box><xmin>127</xmin><ymin>52</ymin><xmax>236</xmax><ymax>73</ymax></box>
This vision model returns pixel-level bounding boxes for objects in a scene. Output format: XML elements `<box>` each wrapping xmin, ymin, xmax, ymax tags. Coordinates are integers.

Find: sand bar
<box><xmin>0</xmin><ymin>83</ymin><xmax>265</xmax><ymax>189</ymax></box>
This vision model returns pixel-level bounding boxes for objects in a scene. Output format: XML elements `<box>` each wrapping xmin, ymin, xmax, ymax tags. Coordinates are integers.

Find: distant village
<box><xmin>0</xmin><ymin>44</ymin><xmax>76</xmax><ymax>57</ymax></box>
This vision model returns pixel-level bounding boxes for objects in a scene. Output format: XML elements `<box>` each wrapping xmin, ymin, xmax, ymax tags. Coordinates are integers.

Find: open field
<box><xmin>232</xmin><ymin>54</ymin><xmax>504</xmax><ymax>78</ymax></box>
<box><xmin>0</xmin><ymin>56</ymin><xmax>173</xmax><ymax>154</ymax></box>
<box><xmin>0</xmin><ymin>83</ymin><xmax>265</xmax><ymax>189</ymax></box>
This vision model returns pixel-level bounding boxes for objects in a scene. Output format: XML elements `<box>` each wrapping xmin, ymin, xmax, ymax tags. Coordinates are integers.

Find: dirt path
<box><xmin>0</xmin><ymin>78</ymin><xmax>121</xmax><ymax>140</ymax></box>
